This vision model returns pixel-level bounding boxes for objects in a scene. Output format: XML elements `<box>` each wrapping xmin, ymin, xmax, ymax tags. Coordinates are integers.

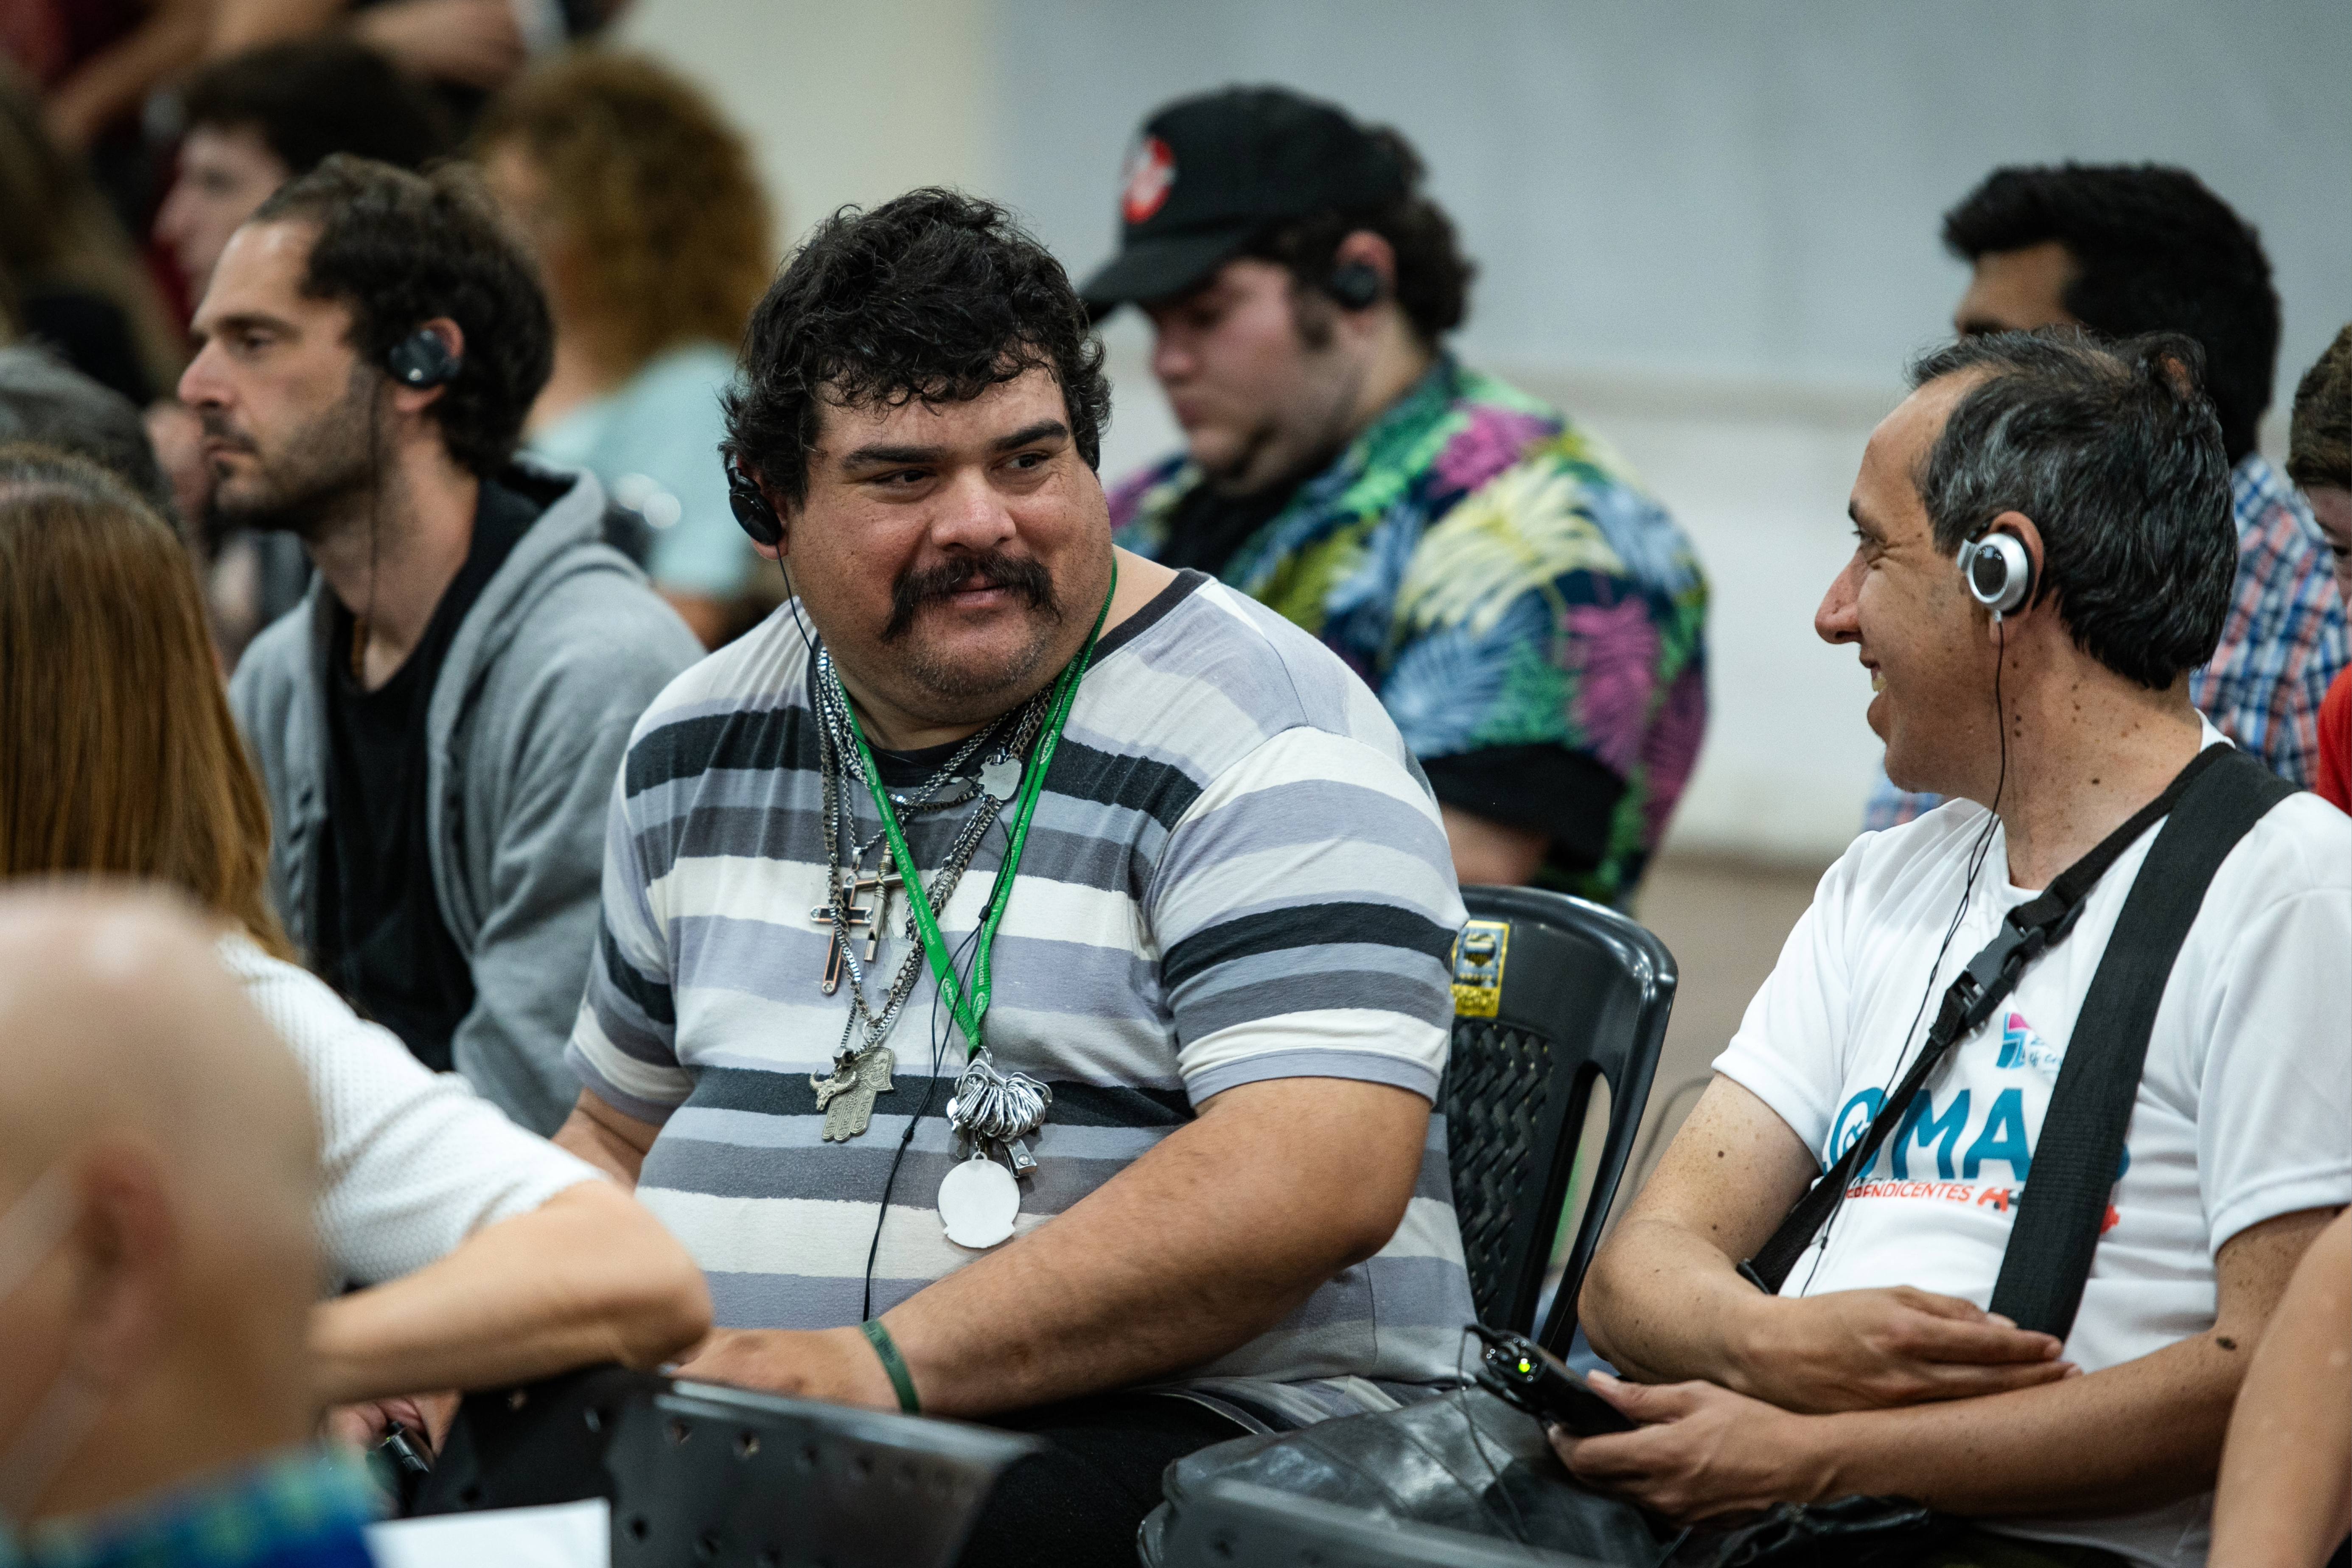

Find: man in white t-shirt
<box><xmin>1565</xmin><ymin>329</ymin><xmax>2351</xmax><ymax>1568</ymax></box>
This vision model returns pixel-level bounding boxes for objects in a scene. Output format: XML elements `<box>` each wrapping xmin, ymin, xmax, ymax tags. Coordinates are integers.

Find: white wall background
<box><xmin>618</xmin><ymin>0</ymin><xmax>2351</xmax><ymax>863</ymax></box>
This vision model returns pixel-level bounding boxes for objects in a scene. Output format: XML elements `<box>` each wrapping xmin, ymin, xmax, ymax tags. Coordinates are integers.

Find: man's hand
<box><xmin>323</xmin><ymin>1390</ymin><xmax>460</xmax><ymax>1454</ymax></box>
<box><xmin>1584</xmin><ymin>1077</ymin><xmax>2070</xmax><ymax>1414</ymax></box>
<box><xmin>1550</xmin><ymin>1374</ymin><xmax>1831</xmax><ymax>1524</ymax></box>
<box><xmin>1730</xmin><ymin>1286</ymin><xmax>2074</xmax><ymax>1413</ymax></box>
<box><xmin>672</xmin><ymin>1327</ymin><xmax>898</xmax><ymax>1411</ymax></box>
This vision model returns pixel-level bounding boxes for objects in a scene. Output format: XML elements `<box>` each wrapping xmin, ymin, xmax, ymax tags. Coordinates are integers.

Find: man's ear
<box><xmin>754</xmin><ymin>481</ymin><xmax>792</xmax><ymax>563</ymax></box>
<box><xmin>387</xmin><ymin>317</ymin><xmax>464</xmax><ymax>416</ymax></box>
<box><xmin>61</xmin><ymin>1142</ymin><xmax>179</xmax><ymax>1395</ymax></box>
<box><xmin>1980</xmin><ymin>508</ymin><xmax>2049</xmax><ymax>642</ymax></box>
<box><xmin>1328</xmin><ymin>229</ymin><xmax>1399</xmax><ymax>323</ymax></box>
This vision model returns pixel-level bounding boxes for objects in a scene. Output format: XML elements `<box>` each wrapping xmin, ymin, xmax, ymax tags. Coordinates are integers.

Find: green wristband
<box><xmin>859</xmin><ymin>1318</ymin><xmax>921</xmax><ymax>1414</ymax></box>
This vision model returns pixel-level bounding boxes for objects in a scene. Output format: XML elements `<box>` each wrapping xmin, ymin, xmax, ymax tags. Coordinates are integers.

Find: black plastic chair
<box><xmin>411</xmin><ymin>1365</ymin><xmax>1038</xmax><ymax>1567</ymax></box>
<box><xmin>607</xmin><ymin>1380</ymin><xmax>1038</xmax><ymax>1568</ymax></box>
<box><xmin>1162</xmin><ymin>1478</ymin><xmax>1609</xmax><ymax>1568</ymax></box>
<box><xmin>1441</xmin><ymin>885</ymin><xmax>1677</xmax><ymax>1352</ymax></box>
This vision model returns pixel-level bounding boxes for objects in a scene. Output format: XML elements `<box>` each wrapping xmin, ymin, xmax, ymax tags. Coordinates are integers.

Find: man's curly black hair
<box><xmin>253</xmin><ymin>155</ymin><xmax>552</xmax><ymax>477</ymax></box>
<box><xmin>722</xmin><ymin>189</ymin><xmax>1110</xmax><ymax>509</ymax></box>
<box><xmin>1943</xmin><ymin>164</ymin><xmax>2278</xmax><ymax>465</ymax></box>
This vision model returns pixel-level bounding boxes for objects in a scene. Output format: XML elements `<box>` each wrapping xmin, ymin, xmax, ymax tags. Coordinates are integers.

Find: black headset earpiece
<box><xmin>726</xmin><ymin>456</ymin><xmax>785</xmax><ymax>548</ymax></box>
<box><xmin>1960</xmin><ymin>528</ymin><xmax>2034</xmax><ymax>621</ymax></box>
<box><xmin>386</xmin><ymin>328</ymin><xmax>460</xmax><ymax>389</ymax></box>
<box><xmin>1325</xmin><ymin>260</ymin><xmax>1382</xmax><ymax>311</ymax></box>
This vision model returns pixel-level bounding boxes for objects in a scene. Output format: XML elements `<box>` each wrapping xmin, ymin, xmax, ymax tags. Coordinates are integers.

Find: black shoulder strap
<box><xmin>1739</xmin><ymin>746</ymin><xmax>2231</xmax><ymax>1295</ymax></box>
<box><xmin>1985</xmin><ymin>748</ymin><xmax>2293</xmax><ymax>1337</ymax></box>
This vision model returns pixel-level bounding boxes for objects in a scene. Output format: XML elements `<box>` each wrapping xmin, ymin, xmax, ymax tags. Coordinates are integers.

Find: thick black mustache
<box><xmin>881</xmin><ymin>551</ymin><xmax>1057</xmax><ymax>642</ymax></box>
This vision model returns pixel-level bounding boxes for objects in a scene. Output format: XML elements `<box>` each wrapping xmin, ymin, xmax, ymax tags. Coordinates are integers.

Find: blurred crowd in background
<box><xmin>2</xmin><ymin>7</ymin><xmax>2349</xmax><ymax>1564</ymax></box>
<box><xmin>3</xmin><ymin>0</ymin><xmax>781</xmax><ymax>659</ymax></box>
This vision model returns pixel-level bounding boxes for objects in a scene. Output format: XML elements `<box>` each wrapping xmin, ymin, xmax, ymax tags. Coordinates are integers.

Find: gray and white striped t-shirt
<box><xmin>568</xmin><ymin>570</ymin><xmax>1477</xmax><ymax>1412</ymax></box>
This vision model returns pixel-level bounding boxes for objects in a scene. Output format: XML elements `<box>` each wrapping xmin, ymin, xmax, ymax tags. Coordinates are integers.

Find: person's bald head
<box><xmin>0</xmin><ymin>886</ymin><xmax>319</xmax><ymax>1523</ymax></box>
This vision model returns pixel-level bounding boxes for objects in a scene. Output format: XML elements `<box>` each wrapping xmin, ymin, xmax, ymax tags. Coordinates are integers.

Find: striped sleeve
<box><xmin>566</xmin><ymin>750</ymin><xmax>693</xmax><ymax>1122</ymax></box>
<box><xmin>1148</xmin><ymin>724</ymin><xmax>1467</xmax><ymax>1104</ymax></box>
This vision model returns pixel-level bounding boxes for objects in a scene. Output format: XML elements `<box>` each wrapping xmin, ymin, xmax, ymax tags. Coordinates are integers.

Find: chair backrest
<box><xmin>411</xmin><ymin>1366</ymin><xmax>1040</xmax><ymax>1568</ymax></box>
<box><xmin>1442</xmin><ymin>886</ymin><xmax>1677</xmax><ymax>1351</ymax></box>
<box><xmin>607</xmin><ymin>1380</ymin><xmax>1040</xmax><ymax>1568</ymax></box>
<box><xmin>1163</xmin><ymin>1479</ymin><xmax>1609</xmax><ymax>1568</ymax></box>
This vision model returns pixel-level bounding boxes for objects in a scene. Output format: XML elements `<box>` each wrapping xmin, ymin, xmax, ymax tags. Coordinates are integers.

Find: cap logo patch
<box><xmin>1121</xmin><ymin>135</ymin><xmax>1176</xmax><ymax>225</ymax></box>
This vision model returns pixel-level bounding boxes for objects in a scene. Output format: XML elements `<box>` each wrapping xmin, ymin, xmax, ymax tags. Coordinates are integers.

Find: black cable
<box><xmin>1796</xmin><ymin>616</ymin><xmax>2010</xmax><ymax>1296</ymax></box>
<box><xmin>858</xmin><ymin>878</ymin><xmax>983</xmax><ymax>1321</ymax></box>
<box><xmin>1449</xmin><ymin>1328</ymin><xmax>1541</xmax><ymax>1550</ymax></box>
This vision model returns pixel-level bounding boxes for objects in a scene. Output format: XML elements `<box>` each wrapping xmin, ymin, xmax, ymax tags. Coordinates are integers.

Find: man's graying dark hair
<box><xmin>723</xmin><ymin>189</ymin><xmax>1110</xmax><ymax>508</ymax></box>
<box><xmin>1909</xmin><ymin>328</ymin><xmax>2235</xmax><ymax>691</ymax></box>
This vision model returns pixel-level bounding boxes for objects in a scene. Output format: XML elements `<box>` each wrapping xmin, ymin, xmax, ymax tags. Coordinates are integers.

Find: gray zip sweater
<box><xmin>230</xmin><ymin>463</ymin><xmax>704</xmax><ymax>1132</ymax></box>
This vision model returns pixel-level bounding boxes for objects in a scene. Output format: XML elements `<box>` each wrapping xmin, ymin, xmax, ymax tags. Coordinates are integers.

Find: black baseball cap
<box><xmin>1079</xmin><ymin>86</ymin><xmax>1408</xmax><ymax>314</ymax></box>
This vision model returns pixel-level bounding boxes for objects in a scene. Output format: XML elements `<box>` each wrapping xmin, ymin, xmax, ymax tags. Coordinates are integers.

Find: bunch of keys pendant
<box><xmin>936</xmin><ymin>1052</ymin><xmax>1051</xmax><ymax>1250</ymax></box>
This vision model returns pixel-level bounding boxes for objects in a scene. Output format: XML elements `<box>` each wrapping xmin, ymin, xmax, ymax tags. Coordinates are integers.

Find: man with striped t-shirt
<box><xmin>554</xmin><ymin>191</ymin><xmax>1477</xmax><ymax>1566</ymax></box>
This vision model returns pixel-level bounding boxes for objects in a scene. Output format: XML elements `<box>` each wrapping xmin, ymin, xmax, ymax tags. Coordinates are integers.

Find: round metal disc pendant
<box><xmin>938</xmin><ymin>1156</ymin><xmax>1020</xmax><ymax>1249</ymax></box>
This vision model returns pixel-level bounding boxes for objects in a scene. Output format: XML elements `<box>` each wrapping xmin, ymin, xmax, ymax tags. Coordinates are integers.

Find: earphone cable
<box><xmin>1796</xmin><ymin>614</ymin><xmax>2010</xmax><ymax>1296</ymax></box>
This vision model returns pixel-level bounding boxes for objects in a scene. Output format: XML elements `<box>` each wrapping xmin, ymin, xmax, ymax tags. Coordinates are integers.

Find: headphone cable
<box><xmin>1796</xmin><ymin>615</ymin><xmax>2010</xmax><ymax>1296</ymax></box>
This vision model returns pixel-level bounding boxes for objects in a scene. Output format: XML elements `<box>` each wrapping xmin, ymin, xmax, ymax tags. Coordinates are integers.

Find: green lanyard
<box><xmin>838</xmin><ymin>567</ymin><xmax>1115</xmax><ymax>1058</ymax></box>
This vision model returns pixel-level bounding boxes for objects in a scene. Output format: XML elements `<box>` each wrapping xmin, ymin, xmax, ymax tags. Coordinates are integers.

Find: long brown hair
<box><xmin>0</xmin><ymin>445</ymin><xmax>292</xmax><ymax>958</ymax></box>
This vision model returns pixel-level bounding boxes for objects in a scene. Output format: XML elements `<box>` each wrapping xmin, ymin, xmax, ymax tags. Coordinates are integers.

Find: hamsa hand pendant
<box><xmin>810</xmin><ymin>1046</ymin><xmax>896</xmax><ymax>1142</ymax></box>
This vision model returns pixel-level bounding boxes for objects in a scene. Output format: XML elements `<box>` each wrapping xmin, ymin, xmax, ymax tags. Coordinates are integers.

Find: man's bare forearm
<box><xmin>309</xmin><ymin>1180</ymin><xmax>710</xmax><ymax>1403</ymax></box>
<box><xmin>1804</xmin><ymin>1208</ymin><xmax>2339</xmax><ymax>1516</ymax></box>
<box><xmin>1808</xmin><ymin>1332</ymin><xmax>2236</xmax><ymax>1516</ymax></box>
<box><xmin>554</xmin><ymin>1095</ymin><xmax>653</xmax><ymax>1188</ymax></box>
<box><xmin>1580</xmin><ymin>1212</ymin><xmax>1764</xmax><ymax>1387</ymax></box>
<box><xmin>884</xmin><ymin>1078</ymin><xmax>1428</xmax><ymax>1417</ymax></box>
<box><xmin>2211</xmin><ymin>1210</ymin><xmax>2352</xmax><ymax>1568</ymax></box>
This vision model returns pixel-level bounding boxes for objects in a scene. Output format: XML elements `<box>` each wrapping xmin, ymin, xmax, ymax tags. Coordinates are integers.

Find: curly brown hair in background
<box><xmin>474</xmin><ymin>50</ymin><xmax>774</xmax><ymax>380</ymax></box>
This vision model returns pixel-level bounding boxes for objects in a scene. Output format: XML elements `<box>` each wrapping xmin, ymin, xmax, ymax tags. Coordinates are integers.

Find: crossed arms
<box><xmin>556</xmin><ymin>1074</ymin><xmax>1430</xmax><ymax>1415</ymax></box>
<box><xmin>1568</xmin><ymin>1074</ymin><xmax>2334</xmax><ymax>1523</ymax></box>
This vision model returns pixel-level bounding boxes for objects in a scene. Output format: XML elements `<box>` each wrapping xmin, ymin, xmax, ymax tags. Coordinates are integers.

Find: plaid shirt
<box><xmin>1864</xmin><ymin>454</ymin><xmax>2351</xmax><ymax>831</ymax></box>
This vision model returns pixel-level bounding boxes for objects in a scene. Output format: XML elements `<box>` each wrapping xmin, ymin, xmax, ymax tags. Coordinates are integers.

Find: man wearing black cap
<box><xmin>1092</xmin><ymin>86</ymin><xmax>1708</xmax><ymax>904</ymax></box>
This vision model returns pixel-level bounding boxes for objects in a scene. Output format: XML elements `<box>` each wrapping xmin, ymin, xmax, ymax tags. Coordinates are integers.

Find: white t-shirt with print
<box><xmin>1713</xmin><ymin>735</ymin><xmax>2352</xmax><ymax>1568</ymax></box>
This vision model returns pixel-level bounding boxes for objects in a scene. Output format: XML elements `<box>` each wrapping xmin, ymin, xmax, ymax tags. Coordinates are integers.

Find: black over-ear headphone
<box><xmin>727</xmin><ymin>457</ymin><xmax>785</xmax><ymax>547</ymax></box>
<box><xmin>387</xmin><ymin>328</ymin><xmax>460</xmax><ymax>389</ymax></box>
<box><xmin>1960</xmin><ymin>529</ymin><xmax>2034</xmax><ymax>621</ymax></box>
<box><xmin>1326</xmin><ymin>261</ymin><xmax>1382</xmax><ymax>310</ymax></box>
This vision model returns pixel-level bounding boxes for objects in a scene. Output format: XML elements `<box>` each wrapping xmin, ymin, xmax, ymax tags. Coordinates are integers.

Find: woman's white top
<box><xmin>219</xmin><ymin>932</ymin><xmax>601</xmax><ymax>1286</ymax></box>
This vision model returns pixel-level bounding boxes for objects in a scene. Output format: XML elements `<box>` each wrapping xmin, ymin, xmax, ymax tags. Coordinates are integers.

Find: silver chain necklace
<box><xmin>805</xmin><ymin>647</ymin><xmax>1047</xmax><ymax>1142</ymax></box>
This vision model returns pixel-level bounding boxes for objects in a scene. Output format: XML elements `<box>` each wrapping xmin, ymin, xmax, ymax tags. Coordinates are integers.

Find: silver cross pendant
<box><xmin>809</xmin><ymin>870</ymin><xmax>902</xmax><ymax>993</ymax></box>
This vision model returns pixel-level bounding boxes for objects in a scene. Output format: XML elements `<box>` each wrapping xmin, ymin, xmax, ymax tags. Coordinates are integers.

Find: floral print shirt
<box><xmin>1111</xmin><ymin>357</ymin><xmax>1708</xmax><ymax>903</ymax></box>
